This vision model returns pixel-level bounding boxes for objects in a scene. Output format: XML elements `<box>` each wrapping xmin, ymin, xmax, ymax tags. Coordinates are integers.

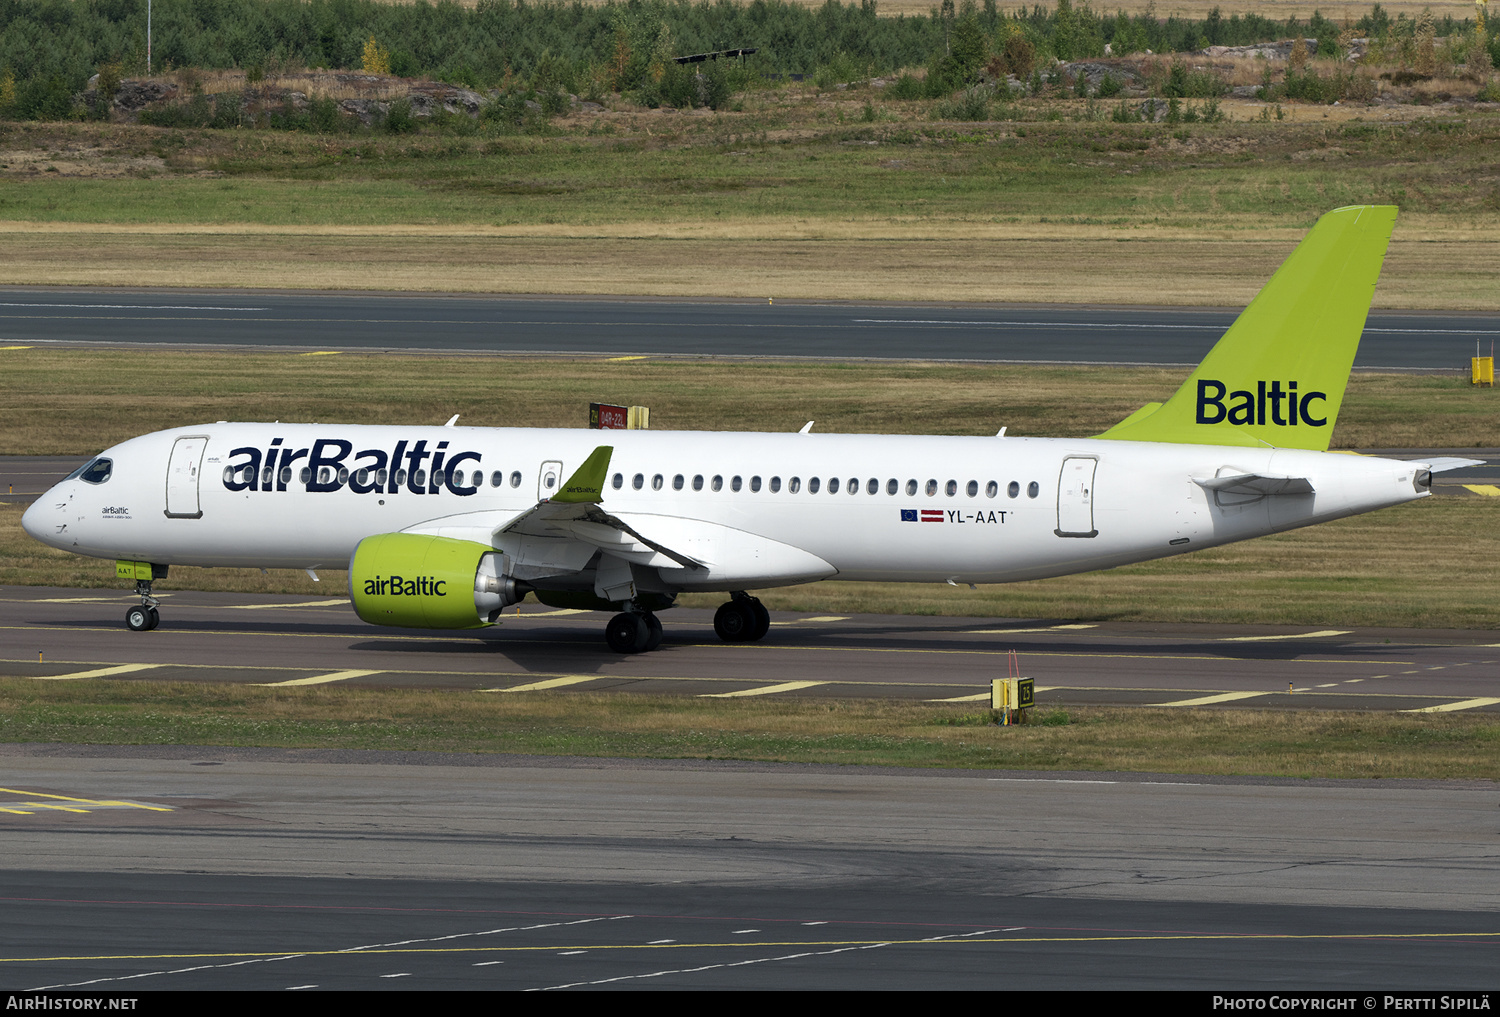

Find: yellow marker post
<box><xmin>1472</xmin><ymin>356</ymin><xmax>1494</xmax><ymax>387</ymax></box>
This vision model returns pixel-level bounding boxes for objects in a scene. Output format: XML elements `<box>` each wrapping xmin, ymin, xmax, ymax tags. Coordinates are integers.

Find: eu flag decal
<box><xmin>900</xmin><ymin>509</ymin><xmax>918</xmax><ymax>522</ymax></box>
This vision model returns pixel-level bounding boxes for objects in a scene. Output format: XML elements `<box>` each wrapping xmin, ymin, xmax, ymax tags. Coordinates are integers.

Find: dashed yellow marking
<box><xmin>1218</xmin><ymin>630</ymin><xmax>1351</xmax><ymax>643</ymax></box>
<box><xmin>255</xmin><ymin>669</ymin><xmax>383</xmax><ymax>687</ymax></box>
<box><xmin>222</xmin><ymin>599</ymin><xmax>349</xmax><ymax>610</ymax></box>
<box><xmin>770</xmin><ymin>615</ymin><xmax>848</xmax><ymax>626</ymax></box>
<box><xmin>701</xmin><ymin>681</ymin><xmax>826</xmax><ymax>698</ymax></box>
<box><xmin>1157</xmin><ymin>691</ymin><xmax>1271</xmax><ymax>707</ymax></box>
<box><xmin>297</xmin><ymin>350</ymin><xmax>341</xmax><ymax>356</ymax></box>
<box><xmin>929</xmin><ymin>693</ymin><xmax>993</xmax><ymax>702</ymax></box>
<box><xmin>34</xmin><ymin>597</ymin><xmax>133</xmax><ymax>603</ymax></box>
<box><xmin>1461</xmin><ymin>484</ymin><xmax>1500</xmax><ymax>497</ymax></box>
<box><xmin>30</xmin><ymin>664</ymin><xmax>157</xmax><ymax>681</ymax></box>
<box><xmin>1402</xmin><ymin>697</ymin><xmax>1500</xmax><ymax>714</ymax></box>
<box><xmin>523</xmin><ymin>608</ymin><xmax>590</xmax><ymax>617</ymax></box>
<box><xmin>0</xmin><ymin>346</ymin><xmax>33</xmax><ymax>351</ymax></box>
<box><xmin>605</xmin><ymin>355</ymin><xmax>646</xmax><ymax>362</ymax></box>
<box><xmin>488</xmin><ymin>676</ymin><xmax>600</xmax><ymax>693</ymax></box>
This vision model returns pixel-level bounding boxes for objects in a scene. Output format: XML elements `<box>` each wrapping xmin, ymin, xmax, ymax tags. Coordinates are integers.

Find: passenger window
<box><xmin>510</xmin><ymin>471</ymin><xmax>522</xmax><ymax>488</ymax></box>
<box><xmin>886</xmin><ymin>479</ymin><xmax>897</xmax><ymax>495</ymax></box>
<box><xmin>1008</xmin><ymin>481</ymin><xmax>1020</xmax><ymax>498</ymax></box>
<box><xmin>354</xmin><ymin>468</ymin><xmax>369</xmax><ymax>487</ymax></box>
<box><xmin>847</xmin><ymin>478</ymin><xmax>858</xmax><ymax>495</ymax></box>
<box><xmin>693</xmin><ymin>475</ymin><xmax>704</xmax><ymax>491</ymax></box>
<box><xmin>750</xmin><ymin>476</ymin><xmax>762</xmax><ymax>492</ymax></box>
<box><xmin>672</xmin><ymin>474</ymin><xmax>684</xmax><ymax>491</ymax></box>
<box><xmin>712</xmin><ymin>475</ymin><xmax>723</xmax><ymax>492</ymax></box>
<box><xmin>652</xmin><ymin>474</ymin><xmax>664</xmax><ymax>491</ymax></box>
<box><xmin>1028</xmin><ymin>481</ymin><xmax>1040</xmax><ymax>498</ymax></box>
<box><xmin>377</xmin><ymin>469</ymin><xmax>388</xmax><ymax>487</ymax></box>
<box><xmin>906</xmin><ymin>479</ymin><xmax>917</xmax><ymax>496</ymax></box>
<box><xmin>633</xmin><ymin>473</ymin><xmax>645</xmax><ymax>490</ymax></box>
<box><xmin>338</xmin><ymin>467</ymin><xmax>350</xmax><ymax>486</ymax></box>
<box><xmin>986</xmin><ymin>481</ymin><xmax>998</xmax><ymax>498</ymax></box>
<box><xmin>789</xmin><ymin>477</ymin><xmax>801</xmax><ymax>493</ymax></box>
<box><xmin>732</xmin><ymin>475</ymin><xmax>743</xmax><ymax>492</ymax></box>
<box><xmin>414</xmin><ymin>469</ymin><xmax>428</xmax><ymax>488</ymax></box>
<box><xmin>221</xmin><ymin>466</ymin><xmax>235</xmax><ymax>484</ymax></box>
<box><xmin>925</xmin><ymin>479</ymin><xmax>937</xmax><ymax>497</ymax></box>
<box><xmin>966</xmin><ymin>480</ymin><xmax>978</xmax><ymax>497</ymax></box>
<box><xmin>492</xmin><ymin>471</ymin><xmax>504</xmax><ymax>488</ymax></box>
<box><xmin>809</xmin><ymin>477</ymin><xmax>821</xmax><ymax>494</ymax></box>
<box><xmin>612</xmin><ymin>472</ymin><xmax>624</xmax><ymax>490</ymax></box>
<box><xmin>770</xmin><ymin>476</ymin><xmax>781</xmax><ymax>493</ymax></box>
<box><xmin>866</xmin><ymin>478</ymin><xmax>878</xmax><ymax>495</ymax></box>
<box><xmin>263</xmin><ymin>467</ymin><xmax>274</xmax><ymax>487</ymax></box>
<box><xmin>828</xmin><ymin>477</ymin><xmax>840</xmax><ymax>494</ymax></box>
<box><xmin>299</xmin><ymin>467</ymin><xmax>312</xmax><ymax>485</ymax></box>
<box><xmin>394</xmin><ymin>468</ymin><xmax>407</xmax><ymax>488</ymax></box>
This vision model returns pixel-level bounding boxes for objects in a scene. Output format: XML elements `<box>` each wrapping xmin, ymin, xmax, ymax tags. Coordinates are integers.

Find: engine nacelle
<box><xmin>349</xmin><ymin>533</ymin><xmax>524</xmax><ymax>628</ymax></box>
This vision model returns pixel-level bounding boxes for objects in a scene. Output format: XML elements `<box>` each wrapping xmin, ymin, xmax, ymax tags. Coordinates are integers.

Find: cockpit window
<box><xmin>70</xmin><ymin>457</ymin><xmax>113</xmax><ymax>484</ymax></box>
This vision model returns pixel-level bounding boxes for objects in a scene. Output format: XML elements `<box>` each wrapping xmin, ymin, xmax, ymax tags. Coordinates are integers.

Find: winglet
<box><xmin>553</xmin><ymin>446</ymin><xmax>614</xmax><ymax>503</ymax></box>
<box><xmin>1097</xmin><ymin>205</ymin><xmax>1397</xmax><ymax>450</ymax></box>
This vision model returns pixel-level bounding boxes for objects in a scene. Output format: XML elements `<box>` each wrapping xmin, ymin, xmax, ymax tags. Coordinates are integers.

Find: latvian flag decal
<box><xmin>901</xmin><ymin>509</ymin><xmax>944</xmax><ymax>522</ymax></box>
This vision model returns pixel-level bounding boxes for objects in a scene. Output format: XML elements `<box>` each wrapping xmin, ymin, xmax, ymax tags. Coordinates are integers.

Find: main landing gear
<box><xmin>605</xmin><ymin>610</ymin><xmax>664</xmax><ymax>654</ymax></box>
<box><xmin>603</xmin><ymin>592</ymin><xmax>768</xmax><ymax>653</ymax></box>
<box><xmin>713</xmin><ymin>593</ymin><xmax>770</xmax><ymax>644</ymax></box>
<box><xmin>125</xmin><ymin>579</ymin><xmax>160</xmax><ymax>632</ymax></box>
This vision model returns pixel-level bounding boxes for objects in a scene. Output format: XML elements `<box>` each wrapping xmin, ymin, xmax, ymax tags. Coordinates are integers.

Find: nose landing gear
<box><xmin>118</xmin><ymin>561</ymin><xmax>166</xmax><ymax>631</ymax></box>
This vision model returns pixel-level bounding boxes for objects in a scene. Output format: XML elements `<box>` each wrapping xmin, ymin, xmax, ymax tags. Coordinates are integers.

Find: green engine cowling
<box><xmin>349</xmin><ymin>533</ymin><xmax>523</xmax><ymax>628</ymax></box>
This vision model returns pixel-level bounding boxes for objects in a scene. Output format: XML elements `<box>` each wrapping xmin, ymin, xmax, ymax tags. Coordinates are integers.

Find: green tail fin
<box><xmin>1097</xmin><ymin>205</ymin><xmax>1397</xmax><ymax>450</ymax></box>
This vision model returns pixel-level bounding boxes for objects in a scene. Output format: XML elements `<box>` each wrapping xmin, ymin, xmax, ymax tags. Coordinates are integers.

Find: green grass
<box><xmin>2</xmin><ymin>680</ymin><xmax>1496</xmax><ymax>779</ymax></box>
<box><xmin>0</xmin><ymin>349</ymin><xmax>1493</xmax><ymax>455</ymax></box>
<box><xmin>4</xmin><ymin>113</ymin><xmax>1499</xmax><ymax>230</ymax></box>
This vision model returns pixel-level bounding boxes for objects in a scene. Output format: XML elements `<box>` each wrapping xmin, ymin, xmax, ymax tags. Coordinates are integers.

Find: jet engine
<box><xmin>348</xmin><ymin>533</ymin><xmax>525</xmax><ymax>628</ymax></box>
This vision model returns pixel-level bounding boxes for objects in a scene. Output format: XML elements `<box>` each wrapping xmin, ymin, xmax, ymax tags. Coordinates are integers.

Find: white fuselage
<box><xmin>22</xmin><ymin>423</ymin><xmax>1430</xmax><ymax>593</ymax></box>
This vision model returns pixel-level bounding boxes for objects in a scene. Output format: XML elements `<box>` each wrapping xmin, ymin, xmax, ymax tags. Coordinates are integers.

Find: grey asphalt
<box><xmin>3</xmin><ymin>587</ymin><xmax>1498</xmax><ymax>713</ymax></box>
<box><xmin>1</xmin><ymin>287</ymin><xmax>1495</xmax><ymax>368</ymax></box>
<box><xmin>0</xmin><ymin>748</ymin><xmax>1495</xmax><ymax>990</ymax></box>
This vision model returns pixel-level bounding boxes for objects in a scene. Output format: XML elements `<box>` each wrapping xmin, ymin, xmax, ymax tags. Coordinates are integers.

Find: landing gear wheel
<box><xmin>605</xmin><ymin>612</ymin><xmax>650</xmax><ymax>654</ymax></box>
<box><xmin>746</xmin><ymin>599</ymin><xmax>770</xmax><ymax>642</ymax></box>
<box><xmin>643</xmin><ymin>613</ymin><xmax>663</xmax><ymax>652</ymax></box>
<box><xmin>145</xmin><ymin>607</ymin><xmax>160</xmax><ymax>631</ymax></box>
<box><xmin>126</xmin><ymin>605</ymin><xmax>154</xmax><ymax>632</ymax></box>
<box><xmin>714</xmin><ymin>600</ymin><xmax>756</xmax><ymax>642</ymax></box>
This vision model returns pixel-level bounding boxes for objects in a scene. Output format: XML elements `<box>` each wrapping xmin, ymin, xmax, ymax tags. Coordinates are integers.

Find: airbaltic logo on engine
<box><xmin>1196</xmin><ymin>380</ymin><xmax>1328</xmax><ymax>427</ymax></box>
<box><xmin>364</xmin><ymin>575</ymin><xmax>449</xmax><ymax>597</ymax></box>
<box><xmin>222</xmin><ymin>437</ymin><xmax>483</xmax><ymax>496</ymax></box>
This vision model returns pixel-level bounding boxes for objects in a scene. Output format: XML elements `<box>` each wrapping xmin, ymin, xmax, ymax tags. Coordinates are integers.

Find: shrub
<box><xmin>888</xmin><ymin>73</ymin><xmax>923</xmax><ymax>99</ymax></box>
<box><xmin>933</xmin><ymin>84</ymin><xmax>990</xmax><ymax>120</ymax></box>
<box><xmin>384</xmin><ymin>97</ymin><xmax>417</xmax><ymax>133</ymax></box>
<box><xmin>1095</xmin><ymin>72</ymin><xmax>1122</xmax><ymax>98</ymax></box>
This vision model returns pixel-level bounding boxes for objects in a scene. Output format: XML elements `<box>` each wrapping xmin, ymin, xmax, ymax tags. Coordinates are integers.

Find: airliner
<box><xmin>21</xmin><ymin>205</ymin><xmax>1476</xmax><ymax>652</ymax></box>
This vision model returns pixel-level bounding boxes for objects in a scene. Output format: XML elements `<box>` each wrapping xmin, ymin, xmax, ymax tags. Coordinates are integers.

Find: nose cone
<box><xmin>21</xmin><ymin>485</ymin><xmax>64</xmax><ymax>548</ymax></box>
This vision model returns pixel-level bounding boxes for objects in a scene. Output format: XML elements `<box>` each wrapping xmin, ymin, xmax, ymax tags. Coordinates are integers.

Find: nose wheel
<box><xmin>126</xmin><ymin>578</ymin><xmax>161</xmax><ymax>631</ymax></box>
<box><xmin>126</xmin><ymin>603</ymin><xmax>159</xmax><ymax>631</ymax></box>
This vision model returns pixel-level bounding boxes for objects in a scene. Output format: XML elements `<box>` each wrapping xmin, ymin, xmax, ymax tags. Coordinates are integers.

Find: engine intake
<box><xmin>349</xmin><ymin>533</ymin><xmax>526</xmax><ymax>628</ymax></box>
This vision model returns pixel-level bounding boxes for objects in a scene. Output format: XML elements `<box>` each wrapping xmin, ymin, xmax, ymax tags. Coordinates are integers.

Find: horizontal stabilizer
<box><xmin>1193</xmin><ymin>473</ymin><xmax>1315</xmax><ymax>496</ymax></box>
<box><xmin>1419</xmin><ymin>457</ymin><xmax>1485</xmax><ymax>473</ymax></box>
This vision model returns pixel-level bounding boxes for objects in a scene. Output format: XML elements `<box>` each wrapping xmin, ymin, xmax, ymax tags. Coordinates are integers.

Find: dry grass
<box><xmin>1</xmin><ymin>679</ymin><xmax>1495</xmax><ymax>778</ymax></box>
<box><xmin>2</xmin><ymin>229</ymin><xmax>1498</xmax><ymax>308</ymax></box>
